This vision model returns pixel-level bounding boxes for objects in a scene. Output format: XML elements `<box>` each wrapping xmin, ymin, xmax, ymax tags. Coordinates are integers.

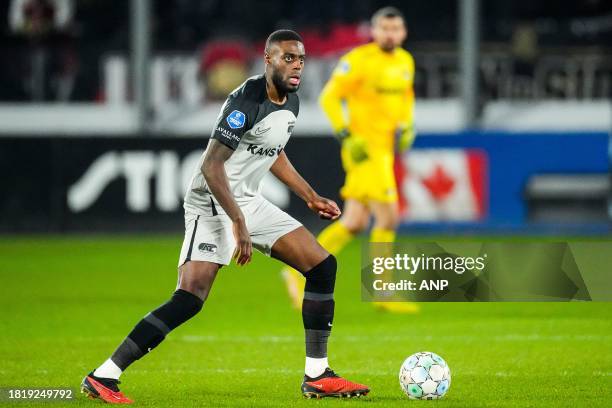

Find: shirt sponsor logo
<box><xmin>198</xmin><ymin>243</ymin><xmax>218</xmax><ymax>253</ymax></box>
<box><xmin>375</xmin><ymin>86</ymin><xmax>405</xmax><ymax>94</ymax></box>
<box><xmin>226</xmin><ymin>110</ymin><xmax>246</xmax><ymax>129</ymax></box>
<box><xmin>216</xmin><ymin>127</ymin><xmax>241</xmax><ymax>142</ymax></box>
<box><xmin>246</xmin><ymin>144</ymin><xmax>284</xmax><ymax>157</ymax></box>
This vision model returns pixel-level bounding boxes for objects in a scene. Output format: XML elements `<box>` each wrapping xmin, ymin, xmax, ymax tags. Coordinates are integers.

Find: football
<box><xmin>399</xmin><ymin>351</ymin><xmax>451</xmax><ymax>400</ymax></box>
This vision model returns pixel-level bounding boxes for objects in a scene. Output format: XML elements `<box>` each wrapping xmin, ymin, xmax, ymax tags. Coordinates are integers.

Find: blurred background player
<box><xmin>283</xmin><ymin>6</ymin><xmax>419</xmax><ymax>313</ymax></box>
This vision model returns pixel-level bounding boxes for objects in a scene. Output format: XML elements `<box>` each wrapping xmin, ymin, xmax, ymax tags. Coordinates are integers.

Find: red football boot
<box><xmin>81</xmin><ymin>372</ymin><xmax>133</xmax><ymax>404</ymax></box>
<box><xmin>301</xmin><ymin>368</ymin><xmax>370</xmax><ymax>398</ymax></box>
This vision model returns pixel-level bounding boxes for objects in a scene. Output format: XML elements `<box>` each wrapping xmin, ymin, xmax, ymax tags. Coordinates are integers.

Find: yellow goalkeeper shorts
<box><xmin>340</xmin><ymin>148</ymin><xmax>398</xmax><ymax>204</ymax></box>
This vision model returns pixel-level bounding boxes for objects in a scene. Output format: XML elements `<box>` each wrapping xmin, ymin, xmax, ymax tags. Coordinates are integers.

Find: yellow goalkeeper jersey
<box><xmin>319</xmin><ymin>42</ymin><xmax>415</xmax><ymax>153</ymax></box>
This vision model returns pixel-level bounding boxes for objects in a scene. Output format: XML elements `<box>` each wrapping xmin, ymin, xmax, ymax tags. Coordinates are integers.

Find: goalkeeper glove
<box><xmin>335</xmin><ymin>128</ymin><xmax>368</xmax><ymax>163</ymax></box>
<box><xmin>396</xmin><ymin>125</ymin><xmax>416</xmax><ymax>153</ymax></box>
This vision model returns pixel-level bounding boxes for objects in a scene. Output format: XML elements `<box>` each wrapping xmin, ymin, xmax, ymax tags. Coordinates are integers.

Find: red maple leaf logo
<box><xmin>422</xmin><ymin>164</ymin><xmax>455</xmax><ymax>201</ymax></box>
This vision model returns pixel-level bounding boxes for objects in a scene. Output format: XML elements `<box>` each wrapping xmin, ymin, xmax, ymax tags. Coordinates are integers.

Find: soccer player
<box><xmin>80</xmin><ymin>30</ymin><xmax>369</xmax><ymax>403</ymax></box>
<box><xmin>283</xmin><ymin>7</ymin><xmax>418</xmax><ymax>313</ymax></box>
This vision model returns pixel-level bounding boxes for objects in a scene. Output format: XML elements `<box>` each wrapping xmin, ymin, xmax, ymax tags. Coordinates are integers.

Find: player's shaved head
<box><xmin>371</xmin><ymin>6</ymin><xmax>405</xmax><ymax>26</ymax></box>
<box><xmin>370</xmin><ymin>6</ymin><xmax>407</xmax><ymax>52</ymax></box>
<box><xmin>265</xmin><ymin>29</ymin><xmax>304</xmax><ymax>53</ymax></box>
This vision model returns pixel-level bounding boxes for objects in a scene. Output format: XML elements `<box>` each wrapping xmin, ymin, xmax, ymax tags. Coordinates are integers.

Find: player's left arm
<box><xmin>270</xmin><ymin>151</ymin><xmax>340</xmax><ymax>220</ymax></box>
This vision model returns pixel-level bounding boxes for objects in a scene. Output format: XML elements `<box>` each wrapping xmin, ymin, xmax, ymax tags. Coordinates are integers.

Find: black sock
<box><xmin>110</xmin><ymin>289</ymin><xmax>203</xmax><ymax>371</ymax></box>
<box><xmin>301</xmin><ymin>255</ymin><xmax>336</xmax><ymax>359</ymax></box>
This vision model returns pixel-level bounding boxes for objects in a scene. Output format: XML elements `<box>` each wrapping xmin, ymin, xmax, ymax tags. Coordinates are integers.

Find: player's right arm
<box><xmin>202</xmin><ymin>88</ymin><xmax>257</xmax><ymax>266</ymax></box>
<box><xmin>319</xmin><ymin>50</ymin><xmax>369</xmax><ymax>162</ymax></box>
<box><xmin>202</xmin><ymin>140</ymin><xmax>251</xmax><ymax>266</ymax></box>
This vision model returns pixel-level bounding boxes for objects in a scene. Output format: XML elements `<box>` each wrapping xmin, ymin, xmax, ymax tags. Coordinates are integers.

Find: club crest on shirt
<box><xmin>226</xmin><ymin>110</ymin><xmax>246</xmax><ymax>129</ymax></box>
<box><xmin>287</xmin><ymin>120</ymin><xmax>295</xmax><ymax>136</ymax></box>
<box><xmin>336</xmin><ymin>60</ymin><xmax>350</xmax><ymax>74</ymax></box>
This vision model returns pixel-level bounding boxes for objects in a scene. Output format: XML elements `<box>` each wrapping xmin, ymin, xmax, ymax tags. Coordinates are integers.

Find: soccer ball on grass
<box><xmin>399</xmin><ymin>351</ymin><xmax>451</xmax><ymax>399</ymax></box>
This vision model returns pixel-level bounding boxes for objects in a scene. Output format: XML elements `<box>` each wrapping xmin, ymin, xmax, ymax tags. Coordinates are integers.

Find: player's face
<box><xmin>372</xmin><ymin>16</ymin><xmax>407</xmax><ymax>52</ymax></box>
<box><xmin>266</xmin><ymin>40</ymin><xmax>305</xmax><ymax>93</ymax></box>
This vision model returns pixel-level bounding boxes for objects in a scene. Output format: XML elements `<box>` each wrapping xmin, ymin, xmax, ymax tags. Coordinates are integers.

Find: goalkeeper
<box><xmin>283</xmin><ymin>6</ymin><xmax>418</xmax><ymax>313</ymax></box>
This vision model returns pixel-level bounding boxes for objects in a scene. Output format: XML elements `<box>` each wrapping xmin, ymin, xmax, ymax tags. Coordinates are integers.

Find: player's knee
<box><xmin>178</xmin><ymin>264</ymin><xmax>218</xmax><ymax>301</ymax></box>
<box><xmin>301</xmin><ymin>254</ymin><xmax>337</xmax><ymax>295</ymax></box>
<box><xmin>342</xmin><ymin>216</ymin><xmax>369</xmax><ymax>234</ymax></box>
<box><xmin>387</xmin><ymin>216</ymin><xmax>400</xmax><ymax>230</ymax></box>
<box><xmin>179</xmin><ymin>281</ymin><xmax>212</xmax><ymax>303</ymax></box>
<box><xmin>375</xmin><ymin>212</ymin><xmax>399</xmax><ymax>230</ymax></box>
<box><xmin>173</xmin><ymin>288</ymin><xmax>204</xmax><ymax>318</ymax></box>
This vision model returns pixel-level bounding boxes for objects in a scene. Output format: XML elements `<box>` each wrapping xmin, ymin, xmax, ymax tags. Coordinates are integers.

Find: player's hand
<box><xmin>334</xmin><ymin>128</ymin><xmax>368</xmax><ymax>163</ymax></box>
<box><xmin>232</xmin><ymin>219</ymin><xmax>252</xmax><ymax>266</ymax></box>
<box><xmin>343</xmin><ymin>136</ymin><xmax>368</xmax><ymax>163</ymax></box>
<box><xmin>396</xmin><ymin>125</ymin><xmax>416</xmax><ymax>153</ymax></box>
<box><xmin>307</xmin><ymin>195</ymin><xmax>341</xmax><ymax>220</ymax></box>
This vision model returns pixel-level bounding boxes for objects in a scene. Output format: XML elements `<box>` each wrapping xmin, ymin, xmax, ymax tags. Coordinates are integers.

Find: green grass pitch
<box><xmin>1</xmin><ymin>235</ymin><xmax>611</xmax><ymax>407</ymax></box>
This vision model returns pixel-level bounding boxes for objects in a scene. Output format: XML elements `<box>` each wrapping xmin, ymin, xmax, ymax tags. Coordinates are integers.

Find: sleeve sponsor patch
<box><xmin>226</xmin><ymin>110</ymin><xmax>246</xmax><ymax>129</ymax></box>
<box><xmin>336</xmin><ymin>60</ymin><xmax>350</xmax><ymax>74</ymax></box>
<box><xmin>215</xmin><ymin>126</ymin><xmax>241</xmax><ymax>143</ymax></box>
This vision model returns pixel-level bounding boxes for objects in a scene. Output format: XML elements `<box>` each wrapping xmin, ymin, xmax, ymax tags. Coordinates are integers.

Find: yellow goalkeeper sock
<box><xmin>317</xmin><ymin>221</ymin><xmax>354</xmax><ymax>255</ymax></box>
<box><xmin>369</xmin><ymin>227</ymin><xmax>419</xmax><ymax>313</ymax></box>
<box><xmin>369</xmin><ymin>227</ymin><xmax>395</xmax><ymax>259</ymax></box>
<box><xmin>370</xmin><ymin>227</ymin><xmax>396</xmax><ymax>243</ymax></box>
